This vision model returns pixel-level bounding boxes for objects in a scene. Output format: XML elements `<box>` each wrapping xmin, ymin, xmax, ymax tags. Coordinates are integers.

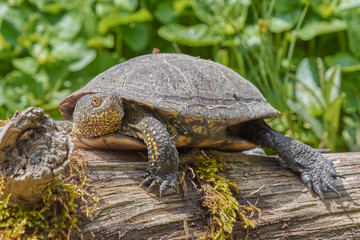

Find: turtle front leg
<box><xmin>129</xmin><ymin>117</ymin><xmax>179</xmax><ymax>199</ymax></box>
<box><xmin>241</xmin><ymin>119</ymin><xmax>343</xmax><ymax>200</ymax></box>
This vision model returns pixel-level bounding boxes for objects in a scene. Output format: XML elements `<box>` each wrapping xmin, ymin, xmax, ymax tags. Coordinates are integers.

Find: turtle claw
<box><xmin>146</xmin><ymin>179</ymin><xmax>158</xmax><ymax>193</ymax></box>
<box><xmin>313</xmin><ymin>184</ymin><xmax>324</xmax><ymax>201</ymax></box>
<box><xmin>140</xmin><ymin>171</ymin><xmax>177</xmax><ymax>200</ymax></box>
<box><xmin>333</xmin><ymin>173</ymin><xmax>345</xmax><ymax>179</ymax></box>
<box><xmin>329</xmin><ymin>185</ymin><xmax>341</xmax><ymax>197</ymax></box>
<box><xmin>158</xmin><ymin>172</ymin><xmax>177</xmax><ymax>199</ymax></box>
<box><xmin>139</xmin><ymin>175</ymin><xmax>159</xmax><ymax>191</ymax></box>
<box><xmin>299</xmin><ymin>155</ymin><xmax>342</xmax><ymax>200</ymax></box>
<box><xmin>139</xmin><ymin>176</ymin><xmax>152</xmax><ymax>187</ymax></box>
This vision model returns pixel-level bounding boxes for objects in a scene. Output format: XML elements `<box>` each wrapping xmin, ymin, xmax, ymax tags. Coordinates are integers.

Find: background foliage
<box><xmin>0</xmin><ymin>0</ymin><xmax>359</xmax><ymax>152</ymax></box>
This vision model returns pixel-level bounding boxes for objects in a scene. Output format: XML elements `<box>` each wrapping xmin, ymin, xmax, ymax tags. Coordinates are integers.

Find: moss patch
<box><xmin>0</xmin><ymin>150</ymin><xmax>99</xmax><ymax>239</ymax></box>
<box><xmin>192</xmin><ymin>150</ymin><xmax>259</xmax><ymax>240</ymax></box>
<box><xmin>0</xmin><ymin>118</ymin><xmax>10</xmax><ymax>127</ymax></box>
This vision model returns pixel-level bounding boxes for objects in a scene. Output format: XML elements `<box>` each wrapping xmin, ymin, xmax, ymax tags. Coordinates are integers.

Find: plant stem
<box><xmin>283</xmin><ymin>3</ymin><xmax>309</xmax><ymax>89</ymax></box>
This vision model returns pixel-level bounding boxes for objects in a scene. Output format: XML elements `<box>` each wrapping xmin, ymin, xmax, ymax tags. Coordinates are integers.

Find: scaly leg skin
<box><xmin>129</xmin><ymin>117</ymin><xmax>179</xmax><ymax>199</ymax></box>
<box><xmin>241</xmin><ymin>119</ymin><xmax>343</xmax><ymax>200</ymax></box>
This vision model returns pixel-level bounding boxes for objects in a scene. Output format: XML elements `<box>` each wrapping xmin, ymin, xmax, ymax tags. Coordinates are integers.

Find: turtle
<box><xmin>59</xmin><ymin>53</ymin><xmax>342</xmax><ymax>200</ymax></box>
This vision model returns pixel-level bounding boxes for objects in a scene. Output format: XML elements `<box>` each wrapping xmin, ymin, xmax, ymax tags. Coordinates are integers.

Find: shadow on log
<box><xmin>77</xmin><ymin>149</ymin><xmax>360</xmax><ymax>239</ymax></box>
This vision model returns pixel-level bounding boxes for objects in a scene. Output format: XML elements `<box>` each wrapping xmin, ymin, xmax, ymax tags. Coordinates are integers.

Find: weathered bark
<box><xmin>78</xmin><ymin>149</ymin><xmax>360</xmax><ymax>239</ymax></box>
<box><xmin>0</xmin><ymin>108</ymin><xmax>73</xmax><ymax>204</ymax></box>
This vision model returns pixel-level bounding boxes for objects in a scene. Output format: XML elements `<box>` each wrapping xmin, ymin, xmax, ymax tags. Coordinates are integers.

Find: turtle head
<box><xmin>72</xmin><ymin>93</ymin><xmax>124</xmax><ymax>138</ymax></box>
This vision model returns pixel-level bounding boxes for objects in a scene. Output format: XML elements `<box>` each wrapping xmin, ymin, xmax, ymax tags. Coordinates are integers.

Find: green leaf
<box><xmin>344</xmin><ymin>11</ymin><xmax>360</xmax><ymax>57</ymax></box>
<box><xmin>42</xmin><ymin>89</ymin><xmax>71</xmax><ymax>111</ymax></box>
<box><xmin>295</xmin><ymin>58</ymin><xmax>323</xmax><ymax>113</ymax></box>
<box><xmin>68</xmin><ymin>49</ymin><xmax>96</xmax><ymax>72</ymax></box>
<box><xmin>270</xmin><ymin>0</ymin><xmax>303</xmax><ymax>33</ymax></box>
<box><xmin>269</xmin><ymin>10</ymin><xmax>301</xmax><ymax>33</ymax></box>
<box><xmin>155</xmin><ymin>1</ymin><xmax>177</xmax><ymax>24</ymax></box>
<box><xmin>43</xmin><ymin>62</ymin><xmax>69</xmax><ymax>91</ymax></box>
<box><xmin>87</xmin><ymin>35</ymin><xmax>114</xmax><ymax>48</ymax></box>
<box><xmin>114</xmin><ymin>0</ymin><xmax>138</xmax><ymax>12</ymax></box>
<box><xmin>343</xmin><ymin>115</ymin><xmax>360</xmax><ymax>152</ymax></box>
<box><xmin>174</xmin><ymin>0</ymin><xmax>192</xmax><ymax>13</ymax></box>
<box><xmin>0</xmin><ymin>3</ymin><xmax>9</xmax><ymax>18</ymax></box>
<box><xmin>287</xmin><ymin>100</ymin><xmax>324</xmax><ymax>138</ymax></box>
<box><xmin>53</xmin><ymin>12</ymin><xmax>82</xmax><ymax>40</ymax></box>
<box><xmin>324</xmin><ymin>65</ymin><xmax>341</xmax><ymax>103</ymax></box>
<box><xmin>154</xmin><ymin>0</ymin><xmax>190</xmax><ymax>24</ymax></box>
<box><xmin>0</xmin><ymin>19</ymin><xmax>20</xmax><ymax>47</ymax></box>
<box><xmin>94</xmin><ymin>2</ymin><xmax>110</xmax><ymax>16</ymax></box>
<box><xmin>98</xmin><ymin>8</ymin><xmax>153</xmax><ymax>34</ymax></box>
<box><xmin>298</xmin><ymin>19</ymin><xmax>347</xmax><ymax>40</ymax></box>
<box><xmin>51</xmin><ymin>41</ymin><xmax>96</xmax><ymax>71</ymax></box>
<box><xmin>80</xmin><ymin>8</ymin><xmax>98</xmax><ymax>36</ymax></box>
<box><xmin>42</xmin><ymin>2</ymin><xmax>64</xmax><ymax>15</ymax></box>
<box><xmin>242</xmin><ymin>25</ymin><xmax>261</xmax><ymax>47</ymax></box>
<box><xmin>33</xmin><ymin>68</ymin><xmax>50</xmax><ymax>98</ymax></box>
<box><xmin>28</xmin><ymin>0</ymin><xmax>57</xmax><ymax>11</ymax></box>
<box><xmin>2</xmin><ymin>5</ymin><xmax>29</xmax><ymax>33</ymax></box>
<box><xmin>0</xmin><ymin>71</ymin><xmax>38</xmax><ymax>111</ymax></box>
<box><xmin>307</xmin><ymin>0</ymin><xmax>337</xmax><ymax>18</ymax></box>
<box><xmin>158</xmin><ymin>23</ymin><xmax>221</xmax><ymax>47</ymax></box>
<box><xmin>341</xmin><ymin>74</ymin><xmax>360</xmax><ymax>112</ymax></box>
<box><xmin>215</xmin><ymin>49</ymin><xmax>229</xmax><ymax>67</ymax></box>
<box><xmin>122</xmin><ymin>23</ymin><xmax>150</xmax><ymax>52</ymax></box>
<box><xmin>12</xmin><ymin>57</ymin><xmax>39</xmax><ymax>75</ymax></box>
<box><xmin>324</xmin><ymin>52</ymin><xmax>360</xmax><ymax>72</ymax></box>
<box><xmin>337</xmin><ymin>0</ymin><xmax>360</xmax><ymax>12</ymax></box>
<box><xmin>324</xmin><ymin>94</ymin><xmax>344</xmax><ymax>149</ymax></box>
<box><xmin>193</xmin><ymin>0</ymin><xmax>250</xmax><ymax>34</ymax></box>
<box><xmin>272</xmin><ymin>0</ymin><xmax>302</xmax><ymax>12</ymax></box>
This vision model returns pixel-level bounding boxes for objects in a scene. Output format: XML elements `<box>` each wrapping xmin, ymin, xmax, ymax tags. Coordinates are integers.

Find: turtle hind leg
<box><xmin>129</xmin><ymin>116</ymin><xmax>179</xmax><ymax>199</ymax></box>
<box><xmin>238</xmin><ymin>119</ymin><xmax>342</xmax><ymax>200</ymax></box>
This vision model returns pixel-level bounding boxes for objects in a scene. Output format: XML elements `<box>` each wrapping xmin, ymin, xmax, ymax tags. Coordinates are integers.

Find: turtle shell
<box><xmin>60</xmin><ymin>53</ymin><xmax>279</xmax><ymax>122</ymax></box>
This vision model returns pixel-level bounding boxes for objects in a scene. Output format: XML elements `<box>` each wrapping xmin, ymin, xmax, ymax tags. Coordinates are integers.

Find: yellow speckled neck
<box><xmin>72</xmin><ymin>93</ymin><xmax>124</xmax><ymax>138</ymax></box>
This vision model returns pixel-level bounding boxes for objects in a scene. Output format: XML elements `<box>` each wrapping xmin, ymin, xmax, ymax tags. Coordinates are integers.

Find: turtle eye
<box><xmin>91</xmin><ymin>96</ymin><xmax>102</xmax><ymax>107</ymax></box>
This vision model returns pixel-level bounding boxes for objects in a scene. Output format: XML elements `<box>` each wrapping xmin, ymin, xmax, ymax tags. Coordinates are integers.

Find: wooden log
<box><xmin>78</xmin><ymin>149</ymin><xmax>360</xmax><ymax>239</ymax></box>
<box><xmin>0</xmin><ymin>108</ymin><xmax>72</xmax><ymax>204</ymax></box>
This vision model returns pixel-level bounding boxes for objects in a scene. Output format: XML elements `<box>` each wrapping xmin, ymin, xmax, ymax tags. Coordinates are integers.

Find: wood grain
<box><xmin>77</xmin><ymin>150</ymin><xmax>360</xmax><ymax>239</ymax></box>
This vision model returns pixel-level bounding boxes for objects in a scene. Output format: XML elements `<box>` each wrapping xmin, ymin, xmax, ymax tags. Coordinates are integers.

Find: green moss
<box><xmin>0</xmin><ymin>151</ymin><xmax>100</xmax><ymax>239</ymax></box>
<box><xmin>194</xmin><ymin>150</ymin><xmax>259</xmax><ymax>240</ymax></box>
